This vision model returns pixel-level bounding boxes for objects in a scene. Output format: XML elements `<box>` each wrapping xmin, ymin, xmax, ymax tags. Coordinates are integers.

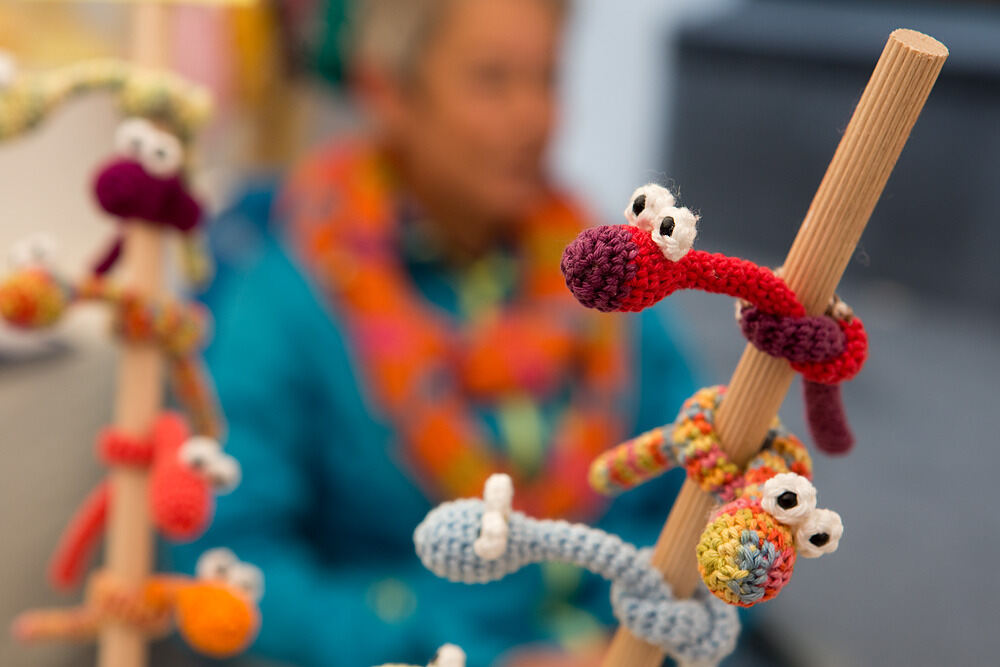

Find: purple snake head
<box><xmin>561</xmin><ymin>184</ymin><xmax>700</xmax><ymax>312</ymax></box>
<box><xmin>93</xmin><ymin>117</ymin><xmax>202</xmax><ymax>232</ymax></box>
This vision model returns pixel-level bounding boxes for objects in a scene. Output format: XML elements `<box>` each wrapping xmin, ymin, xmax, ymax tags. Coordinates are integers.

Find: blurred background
<box><xmin>1</xmin><ymin>0</ymin><xmax>998</xmax><ymax>666</ymax></box>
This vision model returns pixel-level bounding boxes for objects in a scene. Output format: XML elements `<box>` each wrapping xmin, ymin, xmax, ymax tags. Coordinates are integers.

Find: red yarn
<box><xmin>96</xmin><ymin>428</ymin><xmax>154</xmax><ymax>466</ymax></box>
<box><xmin>50</xmin><ymin>413</ymin><xmax>217</xmax><ymax>593</ymax></box>
<box><xmin>615</xmin><ymin>227</ymin><xmax>804</xmax><ymax>316</ymax></box>
<box><xmin>149</xmin><ymin>413</ymin><xmax>214</xmax><ymax>541</ymax></box>
<box><xmin>48</xmin><ymin>482</ymin><xmax>109</xmax><ymax>591</ymax></box>
<box><xmin>612</xmin><ymin>226</ymin><xmax>866</xmax><ymax>385</ymax></box>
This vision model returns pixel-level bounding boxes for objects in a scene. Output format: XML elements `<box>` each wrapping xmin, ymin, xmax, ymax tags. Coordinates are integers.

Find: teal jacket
<box><xmin>169</xmin><ymin>182</ymin><xmax>697</xmax><ymax>666</ymax></box>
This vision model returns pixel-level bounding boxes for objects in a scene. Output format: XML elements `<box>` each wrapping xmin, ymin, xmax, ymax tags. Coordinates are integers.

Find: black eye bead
<box><xmin>776</xmin><ymin>491</ymin><xmax>798</xmax><ymax>509</ymax></box>
<box><xmin>659</xmin><ymin>216</ymin><xmax>675</xmax><ymax>237</ymax></box>
<box><xmin>809</xmin><ymin>532</ymin><xmax>830</xmax><ymax>547</ymax></box>
<box><xmin>632</xmin><ymin>194</ymin><xmax>646</xmax><ymax>216</ymax></box>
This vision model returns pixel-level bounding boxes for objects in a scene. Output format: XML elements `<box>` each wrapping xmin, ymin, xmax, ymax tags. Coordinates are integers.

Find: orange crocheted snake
<box><xmin>14</xmin><ymin>549</ymin><xmax>261</xmax><ymax>659</ymax></box>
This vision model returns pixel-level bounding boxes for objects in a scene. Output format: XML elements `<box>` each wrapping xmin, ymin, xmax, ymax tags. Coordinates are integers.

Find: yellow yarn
<box><xmin>0</xmin><ymin>58</ymin><xmax>211</xmax><ymax>142</ymax></box>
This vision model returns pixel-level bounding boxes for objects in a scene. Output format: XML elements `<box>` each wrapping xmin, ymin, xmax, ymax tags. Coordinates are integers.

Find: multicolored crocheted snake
<box><xmin>0</xmin><ymin>265</ymin><xmax>221</xmax><ymax>438</ymax></box>
<box><xmin>560</xmin><ymin>184</ymin><xmax>868</xmax><ymax>453</ymax></box>
<box><xmin>589</xmin><ymin>386</ymin><xmax>843</xmax><ymax>606</ymax></box>
<box><xmin>14</xmin><ymin>548</ymin><xmax>261</xmax><ymax>659</ymax></box>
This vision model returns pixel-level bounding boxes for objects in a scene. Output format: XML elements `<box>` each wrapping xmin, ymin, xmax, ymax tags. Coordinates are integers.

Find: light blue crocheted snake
<box><xmin>413</xmin><ymin>495</ymin><xmax>740</xmax><ymax>665</ymax></box>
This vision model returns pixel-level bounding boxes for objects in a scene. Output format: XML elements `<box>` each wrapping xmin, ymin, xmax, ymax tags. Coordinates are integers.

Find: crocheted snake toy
<box><xmin>46</xmin><ymin>413</ymin><xmax>239</xmax><ymax>592</ymax></box>
<box><xmin>560</xmin><ymin>184</ymin><xmax>868</xmax><ymax>454</ymax></box>
<box><xmin>14</xmin><ymin>548</ymin><xmax>262</xmax><ymax>659</ymax></box>
<box><xmin>0</xmin><ymin>58</ymin><xmax>213</xmax><ymax>282</ymax></box>
<box><xmin>0</xmin><ymin>266</ymin><xmax>221</xmax><ymax>438</ymax></box>
<box><xmin>1</xmin><ymin>58</ymin><xmax>257</xmax><ymax>660</ymax></box>
<box><xmin>414</xmin><ymin>474</ymin><xmax>740</xmax><ymax>665</ymax></box>
<box><xmin>589</xmin><ymin>386</ymin><xmax>842</xmax><ymax>606</ymax></box>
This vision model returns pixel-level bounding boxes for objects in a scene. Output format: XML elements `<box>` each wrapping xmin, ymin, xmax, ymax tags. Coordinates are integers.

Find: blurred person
<box><xmin>171</xmin><ymin>0</ymin><xmax>695</xmax><ymax>664</ymax></box>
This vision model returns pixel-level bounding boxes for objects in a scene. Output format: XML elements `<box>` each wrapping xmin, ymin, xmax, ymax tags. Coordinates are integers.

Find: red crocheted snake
<box><xmin>48</xmin><ymin>414</ymin><xmax>232</xmax><ymax>591</ymax></box>
<box><xmin>560</xmin><ymin>185</ymin><xmax>868</xmax><ymax>453</ymax></box>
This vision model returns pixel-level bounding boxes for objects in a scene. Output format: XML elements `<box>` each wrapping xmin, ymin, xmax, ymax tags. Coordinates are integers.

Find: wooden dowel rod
<box><xmin>97</xmin><ymin>6</ymin><xmax>171</xmax><ymax>667</ymax></box>
<box><xmin>98</xmin><ymin>225</ymin><xmax>165</xmax><ymax>667</ymax></box>
<box><xmin>602</xmin><ymin>29</ymin><xmax>947</xmax><ymax>667</ymax></box>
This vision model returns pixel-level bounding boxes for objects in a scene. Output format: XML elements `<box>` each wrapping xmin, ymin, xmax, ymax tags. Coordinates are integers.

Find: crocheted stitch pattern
<box><xmin>0</xmin><ymin>268</ymin><xmax>221</xmax><ymax>439</ymax></box>
<box><xmin>414</xmin><ymin>496</ymin><xmax>739</xmax><ymax>664</ymax></box>
<box><xmin>561</xmin><ymin>184</ymin><xmax>869</xmax><ymax>454</ymax></box>
<box><xmin>14</xmin><ymin>550</ymin><xmax>261</xmax><ymax>659</ymax></box>
<box><xmin>589</xmin><ymin>386</ymin><xmax>841</xmax><ymax>607</ymax></box>
<box><xmin>589</xmin><ymin>386</ymin><xmax>810</xmax><ymax>498</ymax></box>
<box><xmin>0</xmin><ymin>59</ymin><xmax>210</xmax><ymax>142</ymax></box>
<box><xmin>49</xmin><ymin>413</ymin><xmax>239</xmax><ymax>592</ymax></box>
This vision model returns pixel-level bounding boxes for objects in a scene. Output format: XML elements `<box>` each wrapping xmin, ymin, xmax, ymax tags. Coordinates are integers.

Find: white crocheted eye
<box><xmin>141</xmin><ymin>128</ymin><xmax>183</xmax><ymax>177</ymax></box>
<box><xmin>114</xmin><ymin>117</ymin><xmax>155</xmax><ymax>160</ymax></box>
<box><xmin>795</xmin><ymin>508</ymin><xmax>843</xmax><ymax>558</ymax></box>
<box><xmin>624</xmin><ymin>184</ymin><xmax>675</xmax><ymax>229</ymax></box>
<box><xmin>8</xmin><ymin>233</ymin><xmax>56</xmax><ymax>269</ymax></box>
<box><xmin>649</xmin><ymin>205</ymin><xmax>698</xmax><ymax>262</ymax></box>
<box><xmin>623</xmin><ymin>184</ymin><xmax>698</xmax><ymax>261</ymax></box>
<box><xmin>205</xmin><ymin>452</ymin><xmax>242</xmax><ymax>494</ymax></box>
<box><xmin>227</xmin><ymin>561</ymin><xmax>264</xmax><ymax>602</ymax></box>
<box><xmin>178</xmin><ymin>436</ymin><xmax>221</xmax><ymax>472</ymax></box>
<box><xmin>196</xmin><ymin>547</ymin><xmax>237</xmax><ymax>581</ymax></box>
<box><xmin>761</xmin><ymin>473</ymin><xmax>817</xmax><ymax>524</ymax></box>
<box><xmin>430</xmin><ymin>644</ymin><xmax>466</xmax><ymax>667</ymax></box>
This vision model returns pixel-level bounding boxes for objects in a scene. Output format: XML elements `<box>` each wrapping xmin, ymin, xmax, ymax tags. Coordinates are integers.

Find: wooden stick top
<box><xmin>891</xmin><ymin>28</ymin><xmax>949</xmax><ymax>59</ymax></box>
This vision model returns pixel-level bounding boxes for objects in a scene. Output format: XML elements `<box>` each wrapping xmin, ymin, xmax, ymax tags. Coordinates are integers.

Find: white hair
<box><xmin>350</xmin><ymin>0</ymin><xmax>568</xmax><ymax>81</ymax></box>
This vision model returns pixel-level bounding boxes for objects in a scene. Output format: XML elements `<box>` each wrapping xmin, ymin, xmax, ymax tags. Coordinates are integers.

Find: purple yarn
<box><xmin>92</xmin><ymin>234</ymin><xmax>123</xmax><ymax>276</ymax></box>
<box><xmin>804</xmin><ymin>380</ymin><xmax>854</xmax><ymax>455</ymax></box>
<box><xmin>739</xmin><ymin>306</ymin><xmax>845</xmax><ymax>363</ymax></box>
<box><xmin>560</xmin><ymin>226</ymin><xmax>638</xmax><ymax>312</ymax></box>
<box><xmin>93</xmin><ymin>159</ymin><xmax>202</xmax><ymax>232</ymax></box>
<box><xmin>739</xmin><ymin>305</ymin><xmax>855</xmax><ymax>454</ymax></box>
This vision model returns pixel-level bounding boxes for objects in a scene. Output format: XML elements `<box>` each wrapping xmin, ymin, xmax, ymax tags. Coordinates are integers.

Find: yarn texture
<box><xmin>15</xmin><ymin>552</ymin><xmax>261</xmax><ymax>659</ymax></box>
<box><xmin>48</xmin><ymin>413</ymin><xmax>236</xmax><ymax>592</ymax></box>
<box><xmin>0</xmin><ymin>58</ymin><xmax>211</xmax><ymax>142</ymax></box>
<box><xmin>561</xmin><ymin>184</ymin><xmax>868</xmax><ymax>453</ymax></box>
<box><xmin>588</xmin><ymin>387</ymin><xmax>842</xmax><ymax>606</ymax></box>
<box><xmin>0</xmin><ymin>268</ymin><xmax>221</xmax><ymax>438</ymax></box>
<box><xmin>414</xmin><ymin>479</ymin><xmax>739</xmax><ymax>664</ymax></box>
<box><xmin>737</xmin><ymin>301</ymin><xmax>866</xmax><ymax>453</ymax></box>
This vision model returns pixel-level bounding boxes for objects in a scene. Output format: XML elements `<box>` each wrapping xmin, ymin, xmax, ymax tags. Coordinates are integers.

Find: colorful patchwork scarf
<box><xmin>283</xmin><ymin>142</ymin><xmax>629</xmax><ymax>519</ymax></box>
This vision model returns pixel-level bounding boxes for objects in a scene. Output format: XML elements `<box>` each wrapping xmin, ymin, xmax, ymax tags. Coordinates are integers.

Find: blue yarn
<box><xmin>414</xmin><ymin>499</ymin><xmax>739</xmax><ymax>665</ymax></box>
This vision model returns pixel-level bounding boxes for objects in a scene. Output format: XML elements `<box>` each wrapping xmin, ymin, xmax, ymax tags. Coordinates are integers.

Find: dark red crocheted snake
<box><xmin>91</xmin><ymin>157</ymin><xmax>203</xmax><ymax>275</ymax></box>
